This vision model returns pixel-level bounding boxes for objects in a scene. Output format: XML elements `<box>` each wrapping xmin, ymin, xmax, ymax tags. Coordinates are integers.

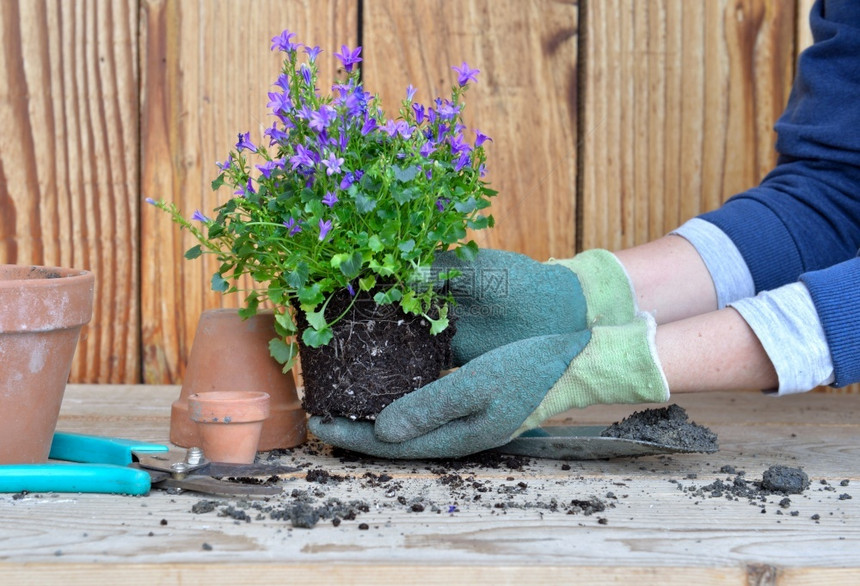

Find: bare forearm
<box><xmin>655</xmin><ymin>307</ymin><xmax>778</xmax><ymax>392</ymax></box>
<box><xmin>615</xmin><ymin>235</ymin><xmax>717</xmax><ymax>324</ymax></box>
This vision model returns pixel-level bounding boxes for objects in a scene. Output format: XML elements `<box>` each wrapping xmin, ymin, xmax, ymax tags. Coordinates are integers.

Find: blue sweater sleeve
<box><xmin>800</xmin><ymin>257</ymin><xmax>860</xmax><ymax>387</ymax></box>
<box><xmin>699</xmin><ymin>0</ymin><xmax>860</xmax><ymax>386</ymax></box>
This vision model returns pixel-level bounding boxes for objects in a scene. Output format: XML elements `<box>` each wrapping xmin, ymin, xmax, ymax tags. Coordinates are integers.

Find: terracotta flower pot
<box><xmin>170</xmin><ymin>308</ymin><xmax>306</xmax><ymax>450</ymax></box>
<box><xmin>189</xmin><ymin>391</ymin><xmax>270</xmax><ymax>463</ymax></box>
<box><xmin>0</xmin><ymin>265</ymin><xmax>95</xmax><ymax>464</ymax></box>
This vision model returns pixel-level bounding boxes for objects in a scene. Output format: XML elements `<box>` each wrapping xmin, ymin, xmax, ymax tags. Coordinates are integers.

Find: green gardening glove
<box><xmin>435</xmin><ymin>248</ymin><xmax>637</xmax><ymax>365</ymax></box>
<box><xmin>308</xmin><ymin>313</ymin><xmax>669</xmax><ymax>459</ymax></box>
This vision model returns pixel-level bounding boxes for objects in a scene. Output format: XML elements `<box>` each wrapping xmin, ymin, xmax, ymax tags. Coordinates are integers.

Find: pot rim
<box><xmin>0</xmin><ymin>265</ymin><xmax>93</xmax><ymax>287</ymax></box>
<box><xmin>188</xmin><ymin>391</ymin><xmax>271</xmax><ymax>423</ymax></box>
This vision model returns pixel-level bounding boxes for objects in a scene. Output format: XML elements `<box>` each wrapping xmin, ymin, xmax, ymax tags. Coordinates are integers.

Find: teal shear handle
<box><xmin>0</xmin><ymin>463</ymin><xmax>151</xmax><ymax>495</ymax></box>
<box><xmin>0</xmin><ymin>432</ymin><xmax>170</xmax><ymax>495</ymax></box>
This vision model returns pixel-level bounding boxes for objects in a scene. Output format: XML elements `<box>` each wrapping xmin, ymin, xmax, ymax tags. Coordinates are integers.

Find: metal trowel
<box><xmin>493</xmin><ymin>425</ymin><xmax>719</xmax><ymax>460</ymax></box>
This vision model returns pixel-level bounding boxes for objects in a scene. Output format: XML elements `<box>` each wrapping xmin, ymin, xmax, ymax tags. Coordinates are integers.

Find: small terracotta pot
<box><xmin>0</xmin><ymin>265</ymin><xmax>95</xmax><ymax>464</ymax></box>
<box><xmin>189</xmin><ymin>391</ymin><xmax>271</xmax><ymax>464</ymax></box>
<box><xmin>171</xmin><ymin>308</ymin><xmax>307</xmax><ymax>450</ymax></box>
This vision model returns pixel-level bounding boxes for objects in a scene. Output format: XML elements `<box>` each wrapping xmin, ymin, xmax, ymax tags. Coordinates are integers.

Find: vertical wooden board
<box><xmin>362</xmin><ymin>0</ymin><xmax>579</xmax><ymax>261</ymax></box>
<box><xmin>140</xmin><ymin>0</ymin><xmax>358</xmax><ymax>383</ymax></box>
<box><xmin>0</xmin><ymin>0</ymin><xmax>139</xmax><ymax>383</ymax></box>
<box><xmin>581</xmin><ymin>0</ymin><xmax>796</xmax><ymax>251</ymax></box>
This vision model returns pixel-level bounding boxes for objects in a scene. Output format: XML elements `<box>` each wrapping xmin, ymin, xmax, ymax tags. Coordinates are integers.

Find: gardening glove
<box><xmin>308</xmin><ymin>312</ymin><xmax>669</xmax><ymax>459</ymax></box>
<box><xmin>434</xmin><ymin>248</ymin><xmax>637</xmax><ymax>365</ymax></box>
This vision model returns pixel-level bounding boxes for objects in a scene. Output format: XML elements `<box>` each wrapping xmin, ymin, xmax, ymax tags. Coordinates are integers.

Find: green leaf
<box><xmin>184</xmin><ymin>245</ymin><xmax>203</xmax><ymax>260</ymax></box>
<box><xmin>268</xmin><ymin>338</ymin><xmax>299</xmax><ymax>368</ymax></box>
<box><xmin>427</xmin><ymin>304</ymin><xmax>450</xmax><ymax>335</ymax></box>
<box><xmin>273</xmin><ymin>311</ymin><xmax>297</xmax><ymax>336</ymax></box>
<box><xmin>286</xmin><ymin>262</ymin><xmax>309</xmax><ymax>288</ymax></box>
<box><xmin>400</xmin><ymin>290</ymin><xmax>421</xmax><ymax>315</ymax></box>
<box><xmin>211</xmin><ymin>173</ymin><xmax>225</xmax><ymax>191</ymax></box>
<box><xmin>398</xmin><ymin>239</ymin><xmax>415</xmax><ymax>254</ymax></box>
<box><xmin>359</xmin><ymin>275</ymin><xmax>377</xmax><ymax>291</ymax></box>
<box><xmin>354</xmin><ymin>191</ymin><xmax>377</xmax><ymax>214</ymax></box>
<box><xmin>454</xmin><ymin>197</ymin><xmax>477</xmax><ymax>214</ymax></box>
<box><xmin>302</xmin><ymin>327</ymin><xmax>334</xmax><ymax>348</ymax></box>
<box><xmin>237</xmin><ymin>292</ymin><xmax>259</xmax><ymax>319</ymax></box>
<box><xmin>331</xmin><ymin>251</ymin><xmax>363</xmax><ymax>279</ymax></box>
<box><xmin>304</xmin><ymin>308</ymin><xmax>327</xmax><ymax>331</ymax></box>
<box><xmin>339</xmin><ymin>251</ymin><xmax>363</xmax><ymax>279</ymax></box>
<box><xmin>456</xmin><ymin>240</ymin><xmax>480</xmax><ymax>262</ymax></box>
<box><xmin>393</xmin><ymin>164</ymin><xmax>419</xmax><ymax>183</ymax></box>
<box><xmin>374</xmin><ymin>288</ymin><xmax>402</xmax><ymax>305</ymax></box>
<box><xmin>467</xmin><ymin>215</ymin><xmax>491</xmax><ymax>230</ymax></box>
<box><xmin>298</xmin><ymin>283</ymin><xmax>324</xmax><ymax>306</ymax></box>
<box><xmin>368</xmin><ymin>234</ymin><xmax>383</xmax><ymax>252</ymax></box>
<box><xmin>391</xmin><ymin>185</ymin><xmax>419</xmax><ymax>205</ymax></box>
<box><xmin>211</xmin><ymin>273</ymin><xmax>229</xmax><ymax>293</ymax></box>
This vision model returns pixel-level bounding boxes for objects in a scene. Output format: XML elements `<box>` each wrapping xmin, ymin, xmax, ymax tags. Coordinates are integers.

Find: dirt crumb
<box><xmin>761</xmin><ymin>465</ymin><xmax>809</xmax><ymax>494</ymax></box>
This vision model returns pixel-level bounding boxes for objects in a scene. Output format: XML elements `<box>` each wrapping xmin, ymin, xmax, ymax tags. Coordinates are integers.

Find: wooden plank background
<box><xmin>1</xmin><ymin>0</ymin><xmax>845</xmax><ymax>391</ymax></box>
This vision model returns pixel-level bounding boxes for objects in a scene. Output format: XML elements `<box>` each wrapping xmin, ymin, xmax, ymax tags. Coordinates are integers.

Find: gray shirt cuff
<box><xmin>671</xmin><ymin>218</ymin><xmax>755</xmax><ymax>308</ymax></box>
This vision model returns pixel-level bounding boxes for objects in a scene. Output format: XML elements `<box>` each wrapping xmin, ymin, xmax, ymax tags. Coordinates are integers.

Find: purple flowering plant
<box><xmin>150</xmin><ymin>30</ymin><xmax>495</xmax><ymax>369</ymax></box>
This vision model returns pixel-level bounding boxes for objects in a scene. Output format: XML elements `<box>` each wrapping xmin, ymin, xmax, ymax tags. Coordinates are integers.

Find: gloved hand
<box><xmin>308</xmin><ymin>313</ymin><xmax>669</xmax><ymax>459</ymax></box>
<box><xmin>435</xmin><ymin>248</ymin><xmax>638</xmax><ymax>364</ymax></box>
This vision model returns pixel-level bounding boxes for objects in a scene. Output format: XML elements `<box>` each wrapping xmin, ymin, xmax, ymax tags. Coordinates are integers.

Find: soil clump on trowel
<box><xmin>600</xmin><ymin>404</ymin><xmax>719</xmax><ymax>452</ymax></box>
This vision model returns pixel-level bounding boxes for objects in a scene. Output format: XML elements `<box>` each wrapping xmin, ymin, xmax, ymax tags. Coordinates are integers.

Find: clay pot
<box><xmin>188</xmin><ymin>391</ymin><xmax>270</xmax><ymax>463</ymax></box>
<box><xmin>0</xmin><ymin>265</ymin><xmax>95</xmax><ymax>464</ymax></box>
<box><xmin>170</xmin><ymin>308</ymin><xmax>306</xmax><ymax>450</ymax></box>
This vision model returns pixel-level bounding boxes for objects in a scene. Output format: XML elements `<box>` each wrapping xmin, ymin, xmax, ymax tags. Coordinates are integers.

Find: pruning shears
<box><xmin>0</xmin><ymin>432</ymin><xmax>292</xmax><ymax>497</ymax></box>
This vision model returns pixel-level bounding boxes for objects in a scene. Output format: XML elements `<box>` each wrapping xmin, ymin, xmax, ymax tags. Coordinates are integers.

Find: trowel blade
<box><xmin>493</xmin><ymin>425</ymin><xmax>717</xmax><ymax>460</ymax></box>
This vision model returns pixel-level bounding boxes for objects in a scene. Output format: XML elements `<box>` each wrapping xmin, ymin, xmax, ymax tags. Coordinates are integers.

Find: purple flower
<box><xmin>321</xmin><ymin>151</ymin><xmax>344</xmax><ymax>176</ymax></box>
<box><xmin>216</xmin><ymin>154</ymin><xmax>233</xmax><ymax>170</ymax></box>
<box><xmin>435</xmin><ymin>198</ymin><xmax>447</xmax><ymax>212</ymax></box>
<box><xmin>360</xmin><ymin>117</ymin><xmax>378</xmax><ymax>136</ymax></box>
<box><xmin>274</xmin><ymin>73</ymin><xmax>290</xmax><ymax>92</ymax></box>
<box><xmin>235</xmin><ymin>132</ymin><xmax>257</xmax><ymax>153</ymax></box>
<box><xmin>318</xmin><ymin>218</ymin><xmax>332</xmax><ymax>241</ymax></box>
<box><xmin>419</xmin><ymin>142</ymin><xmax>436</xmax><ymax>157</ymax></box>
<box><xmin>145</xmin><ymin>197</ymin><xmax>156</xmax><ymax>205</ymax></box>
<box><xmin>381</xmin><ymin>120</ymin><xmax>413</xmax><ymax>139</ymax></box>
<box><xmin>479</xmin><ymin>163</ymin><xmax>487</xmax><ymax>177</ymax></box>
<box><xmin>256</xmin><ymin>160</ymin><xmax>278</xmax><ymax>179</ymax></box>
<box><xmin>283</xmin><ymin>217</ymin><xmax>302</xmax><ymax>236</ymax></box>
<box><xmin>436</xmin><ymin>100</ymin><xmax>460</xmax><ymax>120</ymax></box>
<box><xmin>234</xmin><ymin>177</ymin><xmax>255</xmax><ymax>197</ymax></box>
<box><xmin>334</xmin><ymin>45</ymin><xmax>362</xmax><ymax>72</ymax></box>
<box><xmin>289</xmin><ymin>144</ymin><xmax>316</xmax><ymax>170</ymax></box>
<box><xmin>406</xmin><ymin>85</ymin><xmax>417</xmax><ymax>101</ymax></box>
<box><xmin>475</xmin><ymin>130</ymin><xmax>492</xmax><ymax>147</ymax></box>
<box><xmin>449</xmin><ymin>133</ymin><xmax>473</xmax><ymax>155</ymax></box>
<box><xmin>452</xmin><ymin>62</ymin><xmax>480</xmax><ymax>86</ymax></box>
<box><xmin>190</xmin><ymin>209</ymin><xmax>210</xmax><ymax>222</ymax></box>
<box><xmin>454</xmin><ymin>153</ymin><xmax>471</xmax><ymax>172</ymax></box>
<box><xmin>267</xmin><ymin>91</ymin><xmax>291</xmax><ymax>116</ymax></box>
<box><xmin>300</xmin><ymin>64</ymin><xmax>313</xmax><ymax>86</ymax></box>
<box><xmin>346</xmin><ymin>283</ymin><xmax>355</xmax><ymax>296</ymax></box>
<box><xmin>309</xmin><ymin>105</ymin><xmax>337</xmax><ymax>132</ymax></box>
<box><xmin>339</xmin><ymin>172</ymin><xmax>355</xmax><ymax>190</ymax></box>
<box><xmin>271</xmin><ymin>30</ymin><xmax>299</xmax><ymax>54</ymax></box>
<box><xmin>265</xmin><ymin>122</ymin><xmax>289</xmax><ymax>145</ymax></box>
<box><xmin>322</xmin><ymin>191</ymin><xmax>338</xmax><ymax>207</ymax></box>
<box><xmin>304</xmin><ymin>45</ymin><xmax>322</xmax><ymax>62</ymax></box>
<box><xmin>412</xmin><ymin>103</ymin><xmax>425</xmax><ymax>125</ymax></box>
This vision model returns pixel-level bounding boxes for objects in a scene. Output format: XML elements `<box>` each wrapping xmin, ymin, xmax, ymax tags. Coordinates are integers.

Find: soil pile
<box><xmin>600</xmin><ymin>404</ymin><xmax>719</xmax><ymax>452</ymax></box>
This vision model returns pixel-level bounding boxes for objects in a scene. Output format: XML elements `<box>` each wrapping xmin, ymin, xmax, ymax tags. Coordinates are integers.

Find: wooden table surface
<box><xmin>2</xmin><ymin>384</ymin><xmax>859</xmax><ymax>584</ymax></box>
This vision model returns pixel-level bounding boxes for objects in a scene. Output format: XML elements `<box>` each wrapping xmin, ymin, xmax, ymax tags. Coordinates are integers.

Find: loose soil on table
<box><xmin>297</xmin><ymin>287</ymin><xmax>455</xmax><ymax>421</ymax></box>
<box><xmin>600</xmin><ymin>404</ymin><xmax>719</xmax><ymax>452</ymax></box>
<box><xmin>182</xmin><ymin>406</ymin><xmax>854</xmax><ymax>534</ymax></box>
